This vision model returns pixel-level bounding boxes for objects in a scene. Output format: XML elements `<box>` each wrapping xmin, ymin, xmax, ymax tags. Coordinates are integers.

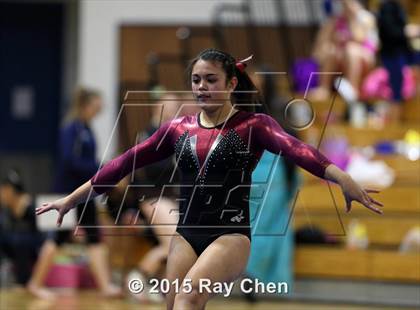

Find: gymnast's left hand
<box><xmin>338</xmin><ymin>175</ymin><xmax>383</xmax><ymax>214</ymax></box>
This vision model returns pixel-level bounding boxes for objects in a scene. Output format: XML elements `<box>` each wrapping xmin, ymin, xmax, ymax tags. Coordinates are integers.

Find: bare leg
<box><xmin>87</xmin><ymin>243</ymin><xmax>121</xmax><ymax>297</ymax></box>
<box><xmin>138</xmin><ymin>247</ymin><xmax>168</xmax><ymax>276</ymax></box>
<box><xmin>27</xmin><ymin>240</ymin><xmax>57</xmax><ymax>299</ymax></box>
<box><xmin>139</xmin><ymin>197</ymin><xmax>178</xmax><ymax>276</ymax></box>
<box><xmin>344</xmin><ymin>43</ymin><xmax>363</xmax><ymax>98</ymax></box>
<box><xmin>309</xmin><ymin>45</ymin><xmax>342</xmax><ymax>101</ymax></box>
<box><xmin>343</xmin><ymin>42</ymin><xmax>375</xmax><ymax>99</ymax></box>
<box><xmin>166</xmin><ymin>234</ymin><xmax>198</xmax><ymax>310</ymax></box>
<box><xmin>173</xmin><ymin>234</ymin><xmax>251</xmax><ymax>310</ymax></box>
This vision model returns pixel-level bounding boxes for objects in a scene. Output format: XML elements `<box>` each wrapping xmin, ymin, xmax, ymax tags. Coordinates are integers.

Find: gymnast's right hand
<box><xmin>35</xmin><ymin>196</ymin><xmax>75</xmax><ymax>227</ymax></box>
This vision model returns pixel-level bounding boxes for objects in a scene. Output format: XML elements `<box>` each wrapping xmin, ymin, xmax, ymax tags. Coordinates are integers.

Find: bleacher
<box><xmin>293</xmin><ymin>98</ymin><xmax>420</xmax><ymax>284</ymax></box>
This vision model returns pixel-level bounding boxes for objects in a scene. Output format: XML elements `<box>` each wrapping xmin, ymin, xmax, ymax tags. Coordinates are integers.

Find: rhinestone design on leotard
<box><xmin>174</xmin><ymin>128</ymin><xmax>256</xmax><ymax>196</ymax></box>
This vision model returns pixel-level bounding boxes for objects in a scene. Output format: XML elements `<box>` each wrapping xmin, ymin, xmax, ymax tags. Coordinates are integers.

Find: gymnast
<box><xmin>36</xmin><ymin>48</ymin><xmax>383</xmax><ymax>310</ymax></box>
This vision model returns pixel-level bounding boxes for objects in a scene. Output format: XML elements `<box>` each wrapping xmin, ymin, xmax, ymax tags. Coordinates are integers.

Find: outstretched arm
<box><xmin>90</xmin><ymin>120</ymin><xmax>175</xmax><ymax>195</ymax></box>
<box><xmin>253</xmin><ymin>114</ymin><xmax>383</xmax><ymax>214</ymax></box>
<box><xmin>252</xmin><ymin>113</ymin><xmax>331</xmax><ymax>179</ymax></box>
<box><xmin>36</xmin><ymin>119</ymin><xmax>178</xmax><ymax>226</ymax></box>
<box><xmin>36</xmin><ymin>180</ymin><xmax>95</xmax><ymax>226</ymax></box>
<box><xmin>324</xmin><ymin>164</ymin><xmax>383</xmax><ymax>214</ymax></box>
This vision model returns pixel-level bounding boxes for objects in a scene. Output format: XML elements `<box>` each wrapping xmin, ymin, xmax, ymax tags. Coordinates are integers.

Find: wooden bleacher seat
<box><xmin>301</xmin><ymin>123</ymin><xmax>420</xmax><ymax>147</ymax></box>
<box><xmin>301</xmin><ymin>155</ymin><xmax>420</xmax><ymax>186</ymax></box>
<box><xmin>292</xmin><ymin>184</ymin><xmax>419</xmax><ymax>247</ymax></box>
<box><xmin>293</xmin><ymin>116</ymin><xmax>419</xmax><ymax>284</ymax></box>
<box><xmin>293</xmin><ymin>216</ymin><xmax>418</xmax><ymax>247</ymax></box>
<box><xmin>402</xmin><ymin>98</ymin><xmax>420</xmax><ymax>123</ymax></box>
<box><xmin>297</xmin><ymin>123</ymin><xmax>420</xmax><ymax>186</ymax></box>
<box><xmin>294</xmin><ymin>184</ymin><xmax>419</xmax><ymax>214</ymax></box>
<box><xmin>294</xmin><ymin>246</ymin><xmax>420</xmax><ymax>282</ymax></box>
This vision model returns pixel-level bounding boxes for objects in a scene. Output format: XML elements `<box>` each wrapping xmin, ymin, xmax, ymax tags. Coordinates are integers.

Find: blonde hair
<box><xmin>64</xmin><ymin>87</ymin><xmax>101</xmax><ymax>123</ymax></box>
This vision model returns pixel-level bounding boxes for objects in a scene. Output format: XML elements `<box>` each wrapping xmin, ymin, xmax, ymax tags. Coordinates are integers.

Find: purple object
<box><xmin>321</xmin><ymin>137</ymin><xmax>350</xmax><ymax>170</ymax></box>
<box><xmin>292</xmin><ymin>58</ymin><xmax>319</xmax><ymax>94</ymax></box>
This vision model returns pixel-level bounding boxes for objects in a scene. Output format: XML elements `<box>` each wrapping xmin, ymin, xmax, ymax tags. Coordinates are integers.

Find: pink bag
<box><xmin>45</xmin><ymin>263</ymin><xmax>96</xmax><ymax>288</ymax></box>
<box><xmin>401</xmin><ymin>67</ymin><xmax>416</xmax><ymax>100</ymax></box>
<box><xmin>361</xmin><ymin>66</ymin><xmax>416</xmax><ymax>101</ymax></box>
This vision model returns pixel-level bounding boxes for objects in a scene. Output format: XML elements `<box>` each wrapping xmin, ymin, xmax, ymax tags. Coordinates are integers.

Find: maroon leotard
<box><xmin>91</xmin><ymin>110</ymin><xmax>331</xmax><ymax>254</ymax></box>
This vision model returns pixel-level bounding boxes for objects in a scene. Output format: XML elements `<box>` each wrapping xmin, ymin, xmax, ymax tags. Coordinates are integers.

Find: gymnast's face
<box><xmin>191</xmin><ymin>59</ymin><xmax>237</xmax><ymax>113</ymax></box>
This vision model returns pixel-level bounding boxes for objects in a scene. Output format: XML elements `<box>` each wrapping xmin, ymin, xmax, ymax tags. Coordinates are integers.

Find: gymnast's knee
<box><xmin>174</xmin><ymin>287</ymin><xmax>206</xmax><ymax>309</ymax></box>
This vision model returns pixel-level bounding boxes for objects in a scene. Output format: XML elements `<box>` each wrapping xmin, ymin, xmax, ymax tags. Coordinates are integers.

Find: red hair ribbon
<box><xmin>235</xmin><ymin>55</ymin><xmax>253</xmax><ymax>73</ymax></box>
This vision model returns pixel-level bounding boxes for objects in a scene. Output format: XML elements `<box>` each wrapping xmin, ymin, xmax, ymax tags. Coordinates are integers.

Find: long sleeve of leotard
<box><xmin>90</xmin><ymin>119</ymin><xmax>176</xmax><ymax>194</ymax></box>
<box><xmin>252</xmin><ymin>113</ymin><xmax>332</xmax><ymax>179</ymax></box>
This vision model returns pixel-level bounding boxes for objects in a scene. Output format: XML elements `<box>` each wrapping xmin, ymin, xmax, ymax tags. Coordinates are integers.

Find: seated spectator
<box><xmin>377</xmin><ymin>0</ymin><xmax>413</xmax><ymax>122</ymax></box>
<box><xmin>0</xmin><ymin>170</ymin><xmax>45</xmax><ymax>288</ymax></box>
<box><xmin>310</xmin><ymin>0</ymin><xmax>378</xmax><ymax>103</ymax></box>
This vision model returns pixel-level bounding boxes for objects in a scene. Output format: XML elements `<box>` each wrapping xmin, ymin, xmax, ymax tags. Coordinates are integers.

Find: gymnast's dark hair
<box><xmin>187</xmin><ymin>48</ymin><xmax>263</xmax><ymax>112</ymax></box>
